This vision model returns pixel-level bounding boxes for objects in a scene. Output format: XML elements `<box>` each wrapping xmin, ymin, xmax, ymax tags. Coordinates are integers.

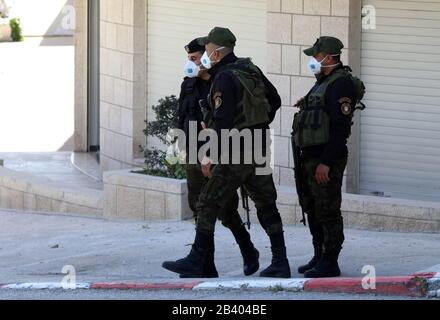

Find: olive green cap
<box><xmin>199</xmin><ymin>27</ymin><xmax>237</xmax><ymax>48</ymax></box>
<box><xmin>303</xmin><ymin>36</ymin><xmax>344</xmax><ymax>56</ymax></box>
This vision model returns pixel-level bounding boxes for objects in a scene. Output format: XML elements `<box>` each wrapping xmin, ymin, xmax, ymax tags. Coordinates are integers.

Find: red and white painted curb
<box><xmin>1</xmin><ymin>273</ymin><xmax>439</xmax><ymax>297</ymax></box>
<box><xmin>426</xmin><ymin>272</ymin><xmax>440</xmax><ymax>298</ymax></box>
<box><xmin>1</xmin><ymin>283</ymin><xmax>91</xmax><ymax>290</ymax></box>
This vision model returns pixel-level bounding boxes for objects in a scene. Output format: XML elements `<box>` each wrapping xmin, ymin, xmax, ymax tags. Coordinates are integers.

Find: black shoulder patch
<box><xmin>339</xmin><ymin>97</ymin><xmax>353</xmax><ymax>116</ymax></box>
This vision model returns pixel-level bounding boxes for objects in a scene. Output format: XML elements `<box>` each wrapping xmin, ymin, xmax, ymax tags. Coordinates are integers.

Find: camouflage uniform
<box><xmin>195</xmin><ymin>163</ymin><xmax>282</xmax><ymax>237</ymax></box>
<box><xmin>163</xmin><ymin>27</ymin><xmax>291</xmax><ymax>279</ymax></box>
<box><xmin>186</xmin><ymin>163</ymin><xmax>245</xmax><ymax>234</ymax></box>
<box><xmin>163</xmin><ymin>35</ymin><xmax>260</xmax><ymax>279</ymax></box>
<box><xmin>292</xmin><ymin>36</ymin><xmax>363</xmax><ymax>278</ymax></box>
<box><xmin>301</xmin><ymin>157</ymin><xmax>347</xmax><ymax>254</ymax></box>
<box><xmin>194</xmin><ymin>28</ymin><xmax>290</xmax><ymax>278</ymax></box>
<box><xmin>178</xmin><ymin>39</ymin><xmax>246</xmax><ymax>233</ymax></box>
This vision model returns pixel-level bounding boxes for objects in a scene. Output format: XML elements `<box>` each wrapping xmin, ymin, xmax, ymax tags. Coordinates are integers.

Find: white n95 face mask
<box><xmin>200</xmin><ymin>47</ymin><xmax>225</xmax><ymax>70</ymax></box>
<box><xmin>308</xmin><ymin>54</ymin><xmax>340</xmax><ymax>74</ymax></box>
<box><xmin>308</xmin><ymin>57</ymin><xmax>324</xmax><ymax>74</ymax></box>
<box><xmin>200</xmin><ymin>51</ymin><xmax>214</xmax><ymax>70</ymax></box>
<box><xmin>184</xmin><ymin>61</ymin><xmax>200</xmax><ymax>78</ymax></box>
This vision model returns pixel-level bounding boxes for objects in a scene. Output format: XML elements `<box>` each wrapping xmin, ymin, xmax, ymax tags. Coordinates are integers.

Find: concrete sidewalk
<box><xmin>0</xmin><ymin>152</ymin><xmax>102</xmax><ymax>190</ymax></box>
<box><xmin>1</xmin><ymin>209</ymin><xmax>439</xmax><ymax>290</ymax></box>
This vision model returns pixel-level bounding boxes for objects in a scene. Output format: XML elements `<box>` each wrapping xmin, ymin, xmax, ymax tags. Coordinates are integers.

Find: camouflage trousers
<box><xmin>301</xmin><ymin>157</ymin><xmax>347</xmax><ymax>255</ymax></box>
<box><xmin>185</xmin><ymin>164</ymin><xmax>244</xmax><ymax>233</ymax></box>
<box><xmin>195</xmin><ymin>163</ymin><xmax>283</xmax><ymax>237</ymax></box>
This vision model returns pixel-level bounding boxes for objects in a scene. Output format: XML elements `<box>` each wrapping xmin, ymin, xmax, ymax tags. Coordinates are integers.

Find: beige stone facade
<box><xmin>72</xmin><ymin>1</ymin><xmax>440</xmax><ymax>203</ymax></box>
<box><xmin>103</xmin><ymin>169</ymin><xmax>192</xmax><ymax>221</ymax></box>
<box><xmin>1</xmin><ymin>0</ymin><xmax>438</xmax><ymax>227</ymax></box>
<box><xmin>74</xmin><ymin>0</ymin><xmax>88</xmax><ymax>152</ymax></box>
<box><xmin>94</xmin><ymin>0</ymin><xmax>362</xmax><ymax>190</ymax></box>
<box><xmin>99</xmin><ymin>0</ymin><xmax>146</xmax><ymax>173</ymax></box>
<box><xmin>87</xmin><ymin>0</ymin><xmax>361</xmax><ymax>191</ymax></box>
<box><xmin>267</xmin><ymin>0</ymin><xmax>362</xmax><ymax>192</ymax></box>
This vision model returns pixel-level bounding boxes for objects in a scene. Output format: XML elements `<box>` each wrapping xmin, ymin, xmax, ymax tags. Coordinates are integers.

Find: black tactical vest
<box><xmin>292</xmin><ymin>67</ymin><xmax>357</xmax><ymax>148</ymax></box>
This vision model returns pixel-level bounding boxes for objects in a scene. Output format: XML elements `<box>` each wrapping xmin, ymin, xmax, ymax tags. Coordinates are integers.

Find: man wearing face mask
<box><xmin>179</xmin><ymin>38</ymin><xmax>210</xmax><ymax>163</ymax></box>
<box><xmin>176</xmin><ymin>38</ymin><xmax>260</xmax><ymax>278</ymax></box>
<box><xmin>292</xmin><ymin>36</ymin><xmax>361</xmax><ymax>278</ymax></box>
<box><xmin>163</xmin><ymin>27</ymin><xmax>291</xmax><ymax>279</ymax></box>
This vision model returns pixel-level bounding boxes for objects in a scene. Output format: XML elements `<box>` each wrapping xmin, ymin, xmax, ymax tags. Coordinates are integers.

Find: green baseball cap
<box><xmin>199</xmin><ymin>27</ymin><xmax>237</xmax><ymax>48</ymax></box>
<box><xmin>303</xmin><ymin>36</ymin><xmax>344</xmax><ymax>56</ymax></box>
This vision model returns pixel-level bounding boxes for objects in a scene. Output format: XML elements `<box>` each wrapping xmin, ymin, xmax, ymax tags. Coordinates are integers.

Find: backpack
<box><xmin>221</xmin><ymin>58</ymin><xmax>281</xmax><ymax>128</ymax></box>
<box><xmin>343</xmin><ymin>66</ymin><xmax>366</xmax><ymax>112</ymax></box>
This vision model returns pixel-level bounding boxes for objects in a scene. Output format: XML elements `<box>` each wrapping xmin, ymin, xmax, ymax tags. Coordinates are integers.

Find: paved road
<box><xmin>0</xmin><ymin>289</ymin><xmax>429</xmax><ymax>300</ymax></box>
<box><xmin>1</xmin><ymin>209</ymin><xmax>439</xmax><ymax>288</ymax></box>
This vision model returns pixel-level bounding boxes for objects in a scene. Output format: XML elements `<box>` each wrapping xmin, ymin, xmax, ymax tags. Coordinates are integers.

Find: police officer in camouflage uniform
<box><xmin>163</xmin><ymin>27</ymin><xmax>291</xmax><ymax>279</ymax></box>
<box><xmin>174</xmin><ymin>37</ymin><xmax>260</xmax><ymax>278</ymax></box>
<box><xmin>179</xmin><ymin>38</ymin><xmax>214</xmax><ymax>220</ymax></box>
<box><xmin>292</xmin><ymin>37</ymin><xmax>360</xmax><ymax>278</ymax></box>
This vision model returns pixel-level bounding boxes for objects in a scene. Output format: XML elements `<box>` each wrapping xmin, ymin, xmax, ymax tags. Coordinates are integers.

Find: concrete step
<box><xmin>0</xmin><ymin>166</ymin><xmax>103</xmax><ymax>217</ymax></box>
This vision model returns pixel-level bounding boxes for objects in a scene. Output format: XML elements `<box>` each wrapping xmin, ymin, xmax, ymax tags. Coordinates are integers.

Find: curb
<box><xmin>193</xmin><ymin>279</ymin><xmax>308</xmax><ymax>292</ymax></box>
<box><xmin>304</xmin><ymin>275</ymin><xmax>430</xmax><ymax>297</ymax></box>
<box><xmin>90</xmin><ymin>281</ymin><xmax>202</xmax><ymax>291</ymax></box>
<box><xmin>1</xmin><ymin>283</ymin><xmax>91</xmax><ymax>290</ymax></box>
<box><xmin>1</xmin><ymin>273</ymin><xmax>439</xmax><ymax>297</ymax></box>
<box><xmin>426</xmin><ymin>272</ymin><xmax>440</xmax><ymax>298</ymax></box>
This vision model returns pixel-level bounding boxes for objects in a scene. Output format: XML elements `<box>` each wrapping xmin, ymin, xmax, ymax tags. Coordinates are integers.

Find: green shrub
<box><xmin>139</xmin><ymin>95</ymin><xmax>186</xmax><ymax>180</ymax></box>
<box><xmin>9</xmin><ymin>18</ymin><xmax>23</xmax><ymax>42</ymax></box>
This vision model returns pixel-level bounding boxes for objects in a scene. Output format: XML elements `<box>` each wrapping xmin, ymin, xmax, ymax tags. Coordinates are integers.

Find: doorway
<box><xmin>87</xmin><ymin>0</ymin><xmax>100</xmax><ymax>153</ymax></box>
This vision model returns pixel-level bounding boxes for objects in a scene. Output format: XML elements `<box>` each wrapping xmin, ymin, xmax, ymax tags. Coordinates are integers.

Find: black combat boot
<box><xmin>299</xmin><ymin>212</ymin><xmax>324</xmax><ymax>274</ymax></box>
<box><xmin>304</xmin><ymin>251</ymin><xmax>341</xmax><ymax>278</ymax></box>
<box><xmin>179</xmin><ymin>236</ymin><xmax>219</xmax><ymax>279</ymax></box>
<box><xmin>260</xmin><ymin>232</ymin><xmax>291</xmax><ymax>278</ymax></box>
<box><xmin>202</xmin><ymin>245</ymin><xmax>219</xmax><ymax>278</ymax></box>
<box><xmin>298</xmin><ymin>244</ymin><xmax>322</xmax><ymax>274</ymax></box>
<box><xmin>232</xmin><ymin>227</ymin><xmax>260</xmax><ymax>276</ymax></box>
<box><xmin>162</xmin><ymin>231</ymin><xmax>212</xmax><ymax>277</ymax></box>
